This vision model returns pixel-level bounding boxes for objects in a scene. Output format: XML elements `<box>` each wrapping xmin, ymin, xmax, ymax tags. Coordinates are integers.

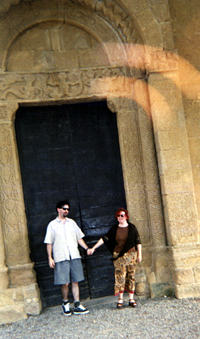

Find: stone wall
<box><xmin>0</xmin><ymin>0</ymin><xmax>199</xmax><ymax>324</ymax></box>
<box><xmin>168</xmin><ymin>0</ymin><xmax>200</xmax><ymax>297</ymax></box>
<box><xmin>169</xmin><ymin>0</ymin><xmax>200</xmax><ymax>223</ymax></box>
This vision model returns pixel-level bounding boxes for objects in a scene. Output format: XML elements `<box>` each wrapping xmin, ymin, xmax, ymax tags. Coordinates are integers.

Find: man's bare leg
<box><xmin>61</xmin><ymin>283</ymin><xmax>71</xmax><ymax>315</ymax></box>
<box><xmin>72</xmin><ymin>281</ymin><xmax>79</xmax><ymax>302</ymax></box>
<box><xmin>61</xmin><ymin>283</ymin><xmax>69</xmax><ymax>301</ymax></box>
<box><xmin>72</xmin><ymin>281</ymin><xmax>89</xmax><ymax>314</ymax></box>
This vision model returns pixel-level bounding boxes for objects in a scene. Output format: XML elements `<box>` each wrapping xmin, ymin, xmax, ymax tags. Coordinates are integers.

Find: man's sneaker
<box><xmin>62</xmin><ymin>302</ymin><xmax>72</xmax><ymax>316</ymax></box>
<box><xmin>73</xmin><ymin>304</ymin><xmax>89</xmax><ymax>315</ymax></box>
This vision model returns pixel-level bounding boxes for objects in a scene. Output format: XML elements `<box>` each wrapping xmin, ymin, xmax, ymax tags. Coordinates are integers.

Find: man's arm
<box><xmin>78</xmin><ymin>238</ymin><xmax>89</xmax><ymax>251</ymax></box>
<box><xmin>47</xmin><ymin>243</ymin><xmax>55</xmax><ymax>268</ymax></box>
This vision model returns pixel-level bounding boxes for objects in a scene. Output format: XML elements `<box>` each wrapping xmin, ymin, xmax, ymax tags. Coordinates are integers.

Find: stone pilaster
<box><xmin>0</xmin><ymin>218</ymin><xmax>9</xmax><ymax>290</ymax></box>
<box><xmin>148</xmin><ymin>69</ymin><xmax>200</xmax><ymax>298</ymax></box>
<box><xmin>108</xmin><ymin>97</ymin><xmax>150</xmax><ymax>243</ymax></box>
<box><xmin>0</xmin><ymin>103</ymin><xmax>32</xmax><ymax>280</ymax></box>
<box><xmin>132</xmin><ymin>79</ymin><xmax>166</xmax><ymax>247</ymax></box>
<box><xmin>132</xmin><ymin>79</ymin><xmax>174</xmax><ymax>297</ymax></box>
<box><xmin>107</xmin><ymin>94</ymin><xmax>174</xmax><ymax>297</ymax></box>
<box><xmin>108</xmin><ymin>96</ymin><xmax>149</xmax><ymax>296</ymax></box>
<box><xmin>0</xmin><ymin>102</ymin><xmax>41</xmax><ymax>322</ymax></box>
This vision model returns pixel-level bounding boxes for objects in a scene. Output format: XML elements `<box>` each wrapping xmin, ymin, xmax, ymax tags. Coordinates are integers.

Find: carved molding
<box><xmin>0</xmin><ymin>0</ymin><xmax>21</xmax><ymax>15</ymax></box>
<box><xmin>0</xmin><ymin>66</ymin><xmax>144</xmax><ymax>103</ymax></box>
<box><xmin>73</xmin><ymin>0</ymin><xmax>141</xmax><ymax>43</ymax></box>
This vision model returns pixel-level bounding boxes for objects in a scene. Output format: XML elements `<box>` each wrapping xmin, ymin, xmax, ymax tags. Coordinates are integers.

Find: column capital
<box><xmin>107</xmin><ymin>97</ymin><xmax>136</xmax><ymax>114</ymax></box>
<box><xmin>0</xmin><ymin>103</ymin><xmax>19</xmax><ymax>124</ymax></box>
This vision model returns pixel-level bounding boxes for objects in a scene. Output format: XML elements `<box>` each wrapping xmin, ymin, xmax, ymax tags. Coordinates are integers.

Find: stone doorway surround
<box><xmin>0</xmin><ymin>0</ymin><xmax>199</xmax><ymax>324</ymax></box>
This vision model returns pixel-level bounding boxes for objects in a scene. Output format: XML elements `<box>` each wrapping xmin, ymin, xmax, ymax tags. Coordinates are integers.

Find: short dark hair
<box><xmin>56</xmin><ymin>200</ymin><xmax>70</xmax><ymax>210</ymax></box>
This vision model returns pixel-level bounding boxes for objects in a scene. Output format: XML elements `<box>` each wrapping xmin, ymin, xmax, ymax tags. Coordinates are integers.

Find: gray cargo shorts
<box><xmin>54</xmin><ymin>258</ymin><xmax>84</xmax><ymax>285</ymax></box>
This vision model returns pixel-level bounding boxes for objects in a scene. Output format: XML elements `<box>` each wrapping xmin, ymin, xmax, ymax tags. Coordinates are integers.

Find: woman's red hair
<box><xmin>115</xmin><ymin>208</ymin><xmax>129</xmax><ymax>219</ymax></box>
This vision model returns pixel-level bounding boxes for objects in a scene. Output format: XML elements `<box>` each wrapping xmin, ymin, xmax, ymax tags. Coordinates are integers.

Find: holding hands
<box><xmin>87</xmin><ymin>248</ymin><xmax>95</xmax><ymax>255</ymax></box>
<box><xmin>87</xmin><ymin>238</ymin><xmax>104</xmax><ymax>255</ymax></box>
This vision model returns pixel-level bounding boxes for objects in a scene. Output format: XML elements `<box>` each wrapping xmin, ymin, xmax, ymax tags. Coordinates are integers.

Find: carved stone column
<box><xmin>108</xmin><ymin>97</ymin><xmax>150</xmax><ymax>239</ymax></box>
<box><xmin>148</xmin><ymin>69</ymin><xmax>200</xmax><ymax>298</ymax></box>
<box><xmin>0</xmin><ymin>103</ymin><xmax>35</xmax><ymax>285</ymax></box>
<box><xmin>0</xmin><ymin>102</ymin><xmax>41</xmax><ymax>324</ymax></box>
<box><xmin>132</xmin><ymin>79</ymin><xmax>174</xmax><ymax>297</ymax></box>
<box><xmin>0</xmin><ymin>104</ymin><xmax>12</xmax><ymax>290</ymax></box>
<box><xmin>108</xmin><ymin>80</ymin><xmax>174</xmax><ymax>298</ymax></box>
<box><xmin>0</xmin><ymin>218</ymin><xmax>8</xmax><ymax>289</ymax></box>
<box><xmin>108</xmin><ymin>96</ymin><xmax>151</xmax><ymax>296</ymax></box>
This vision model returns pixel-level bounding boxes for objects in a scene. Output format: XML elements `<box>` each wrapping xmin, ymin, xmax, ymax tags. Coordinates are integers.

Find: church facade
<box><xmin>0</xmin><ymin>0</ymin><xmax>199</xmax><ymax>324</ymax></box>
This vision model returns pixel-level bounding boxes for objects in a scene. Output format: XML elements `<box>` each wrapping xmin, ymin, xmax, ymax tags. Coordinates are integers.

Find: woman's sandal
<box><xmin>117</xmin><ymin>299</ymin><xmax>124</xmax><ymax>309</ymax></box>
<box><xmin>129</xmin><ymin>299</ymin><xmax>137</xmax><ymax>307</ymax></box>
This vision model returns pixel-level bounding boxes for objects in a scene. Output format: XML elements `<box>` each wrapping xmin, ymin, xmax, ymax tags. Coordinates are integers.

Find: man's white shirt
<box><xmin>44</xmin><ymin>217</ymin><xmax>85</xmax><ymax>263</ymax></box>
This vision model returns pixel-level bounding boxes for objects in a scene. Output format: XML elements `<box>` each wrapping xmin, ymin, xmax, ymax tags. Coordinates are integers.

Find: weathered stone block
<box><xmin>172</xmin><ymin>246</ymin><xmax>200</xmax><ymax>268</ymax></box>
<box><xmin>154</xmin><ymin>253</ymin><xmax>173</xmax><ymax>283</ymax></box>
<box><xmin>25</xmin><ymin>298</ymin><xmax>41</xmax><ymax>316</ymax></box>
<box><xmin>158</xmin><ymin>147</ymin><xmax>191</xmax><ymax>176</ymax></box>
<box><xmin>8</xmin><ymin>263</ymin><xmax>36</xmax><ymax>287</ymax></box>
<box><xmin>175</xmin><ymin>284</ymin><xmax>200</xmax><ymax>299</ymax></box>
<box><xmin>161</xmin><ymin>22</ymin><xmax>175</xmax><ymax>50</ymax></box>
<box><xmin>23</xmin><ymin>283</ymin><xmax>41</xmax><ymax>299</ymax></box>
<box><xmin>173</xmin><ymin>268</ymin><xmax>194</xmax><ymax>285</ymax></box>
<box><xmin>0</xmin><ymin>289</ymin><xmax>14</xmax><ymax>306</ymax></box>
<box><xmin>194</xmin><ymin>266</ymin><xmax>200</xmax><ymax>282</ymax></box>
<box><xmin>0</xmin><ymin>266</ymin><xmax>8</xmax><ymax>289</ymax></box>
<box><xmin>162</xmin><ymin>193</ymin><xmax>198</xmax><ymax>245</ymax></box>
<box><xmin>0</xmin><ymin>305</ymin><xmax>27</xmax><ymax>325</ymax></box>
<box><xmin>149</xmin><ymin>0</ymin><xmax>170</xmax><ymax>22</ymax></box>
<box><xmin>160</xmin><ymin>169</ymin><xmax>194</xmax><ymax>195</ymax></box>
<box><xmin>135</xmin><ymin>282</ymin><xmax>146</xmax><ymax>295</ymax></box>
<box><xmin>150</xmin><ymin>282</ymin><xmax>174</xmax><ymax>298</ymax></box>
<box><xmin>79</xmin><ymin>48</ymin><xmax>109</xmax><ymax>68</ymax></box>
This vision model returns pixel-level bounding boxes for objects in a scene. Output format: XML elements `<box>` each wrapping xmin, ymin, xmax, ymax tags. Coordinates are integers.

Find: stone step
<box><xmin>0</xmin><ymin>287</ymin><xmax>24</xmax><ymax>306</ymax></box>
<box><xmin>0</xmin><ymin>304</ymin><xmax>27</xmax><ymax>325</ymax></box>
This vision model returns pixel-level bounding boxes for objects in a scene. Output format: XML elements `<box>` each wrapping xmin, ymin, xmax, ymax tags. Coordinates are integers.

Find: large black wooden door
<box><xmin>15</xmin><ymin>101</ymin><xmax>126</xmax><ymax>307</ymax></box>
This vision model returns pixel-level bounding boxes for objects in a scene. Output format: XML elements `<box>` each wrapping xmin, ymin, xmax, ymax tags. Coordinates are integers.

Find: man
<box><xmin>44</xmin><ymin>200</ymin><xmax>89</xmax><ymax>316</ymax></box>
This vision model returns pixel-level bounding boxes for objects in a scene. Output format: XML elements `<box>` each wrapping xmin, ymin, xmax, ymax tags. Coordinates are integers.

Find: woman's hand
<box><xmin>87</xmin><ymin>238</ymin><xmax>104</xmax><ymax>255</ymax></box>
<box><xmin>137</xmin><ymin>244</ymin><xmax>142</xmax><ymax>263</ymax></box>
<box><xmin>87</xmin><ymin>248</ymin><xmax>95</xmax><ymax>255</ymax></box>
<box><xmin>137</xmin><ymin>254</ymin><xmax>142</xmax><ymax>263</ymax></box>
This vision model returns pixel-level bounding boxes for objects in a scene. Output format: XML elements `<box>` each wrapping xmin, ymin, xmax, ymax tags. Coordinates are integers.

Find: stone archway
<box><xmin>0</xmin><ymin>0</ymin><xmax>199</xmax><ymax>324</ymax></box>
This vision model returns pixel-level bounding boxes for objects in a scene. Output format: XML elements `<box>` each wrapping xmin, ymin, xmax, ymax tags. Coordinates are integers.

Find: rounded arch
<box><xmin>0</xmin><ymin>0</ymin><xmax>170</xmax><ymax>53</ymax></box>
<box><xmin>5</xmin><ymin>19</ymin><xmax>111</xmax><ymax>72</ymax></box>
<box><xmin>1</xmin><ymin>0</ymin><xmax>142</xmax><ymax>72</ymax></box>
<box><xmin>120</xmin><ymin>0</ymin><xmax>166</xmax><ymax>47</ymax></box>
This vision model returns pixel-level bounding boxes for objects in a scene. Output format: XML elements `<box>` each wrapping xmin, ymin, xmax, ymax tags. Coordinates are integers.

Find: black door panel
<box><xmin>15</xmin><ymin>101</ymin><xmax>126</xmax><ymax>306</ymax></box>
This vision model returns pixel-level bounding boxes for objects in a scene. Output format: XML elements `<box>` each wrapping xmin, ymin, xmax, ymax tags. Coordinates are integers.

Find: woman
<box><xmin>88</xmin><ymin>208</ymin><xmax>142</xmax><ymax>308</ymax></box>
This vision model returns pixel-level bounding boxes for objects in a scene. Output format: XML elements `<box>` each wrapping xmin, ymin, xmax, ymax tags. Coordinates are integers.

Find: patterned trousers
<box><xmin>113</xmin><ymin>248</ymin><xmax>137</xmax><ymax>295</ymax></box>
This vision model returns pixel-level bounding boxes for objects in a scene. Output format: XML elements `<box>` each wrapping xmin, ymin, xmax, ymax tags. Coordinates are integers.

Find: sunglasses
<box><xmin>62</xmin><ymin>207</ymin><xmax>70</xmax><ymax>211</ymax></box>
<box><xmin>117</xmin><ymin>214</ymin><xmax>126</xmax><ymax>217</ymax></box>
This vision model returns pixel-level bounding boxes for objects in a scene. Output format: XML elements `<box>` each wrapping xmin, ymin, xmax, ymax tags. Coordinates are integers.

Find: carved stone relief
<box><xmin>0</xmin><ymin>67</ymin><xmax>143</xmax><ymax>102</ymax></box>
